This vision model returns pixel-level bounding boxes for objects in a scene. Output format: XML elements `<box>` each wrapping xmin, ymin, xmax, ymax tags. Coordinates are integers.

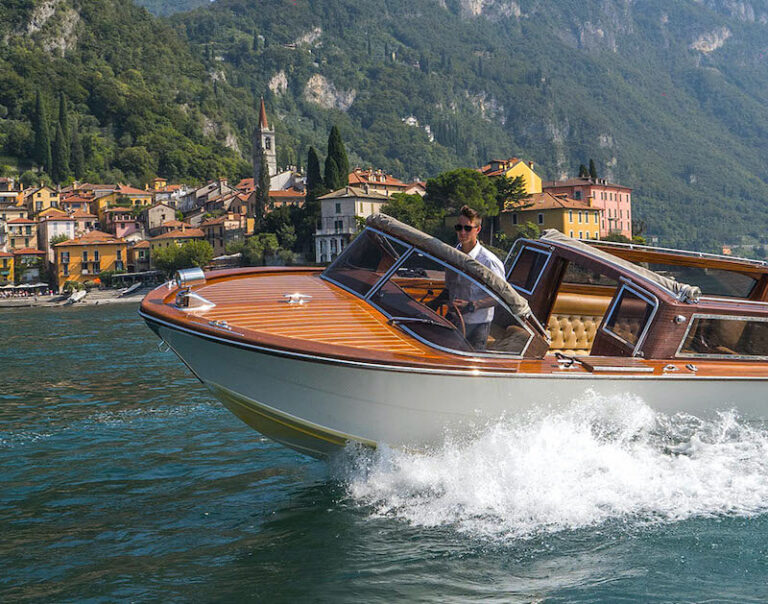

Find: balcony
<box><xmin>316</xmin><ymin>215</ymin><xmax>359</xmax><ymax>235</ymax></box>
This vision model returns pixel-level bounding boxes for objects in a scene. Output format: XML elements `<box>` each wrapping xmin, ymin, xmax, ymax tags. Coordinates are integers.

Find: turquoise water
<box><xmin>3</xmin><ymin>305</ymin><xmax>768</xmax><ymax>602</ymax></box>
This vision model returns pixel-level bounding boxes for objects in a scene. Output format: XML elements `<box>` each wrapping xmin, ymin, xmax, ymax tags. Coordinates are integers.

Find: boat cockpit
<box><xmin>322</xmin><ymin>215</ymin><xmax>768</xmax><ymax>362</ymax></box>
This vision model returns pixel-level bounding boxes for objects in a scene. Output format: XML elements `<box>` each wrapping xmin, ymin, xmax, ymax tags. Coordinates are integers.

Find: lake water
<box><xmin>3</xmin><ymin>304</ymin><xmax>768</xmax><ymax>602</ymax></box>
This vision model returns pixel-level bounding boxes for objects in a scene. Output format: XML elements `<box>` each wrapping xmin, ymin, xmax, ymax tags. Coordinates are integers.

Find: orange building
<box><xmin>53</xmin><ymin>230</ymin><xmax>128</xmax><ymax>291</ymax></box>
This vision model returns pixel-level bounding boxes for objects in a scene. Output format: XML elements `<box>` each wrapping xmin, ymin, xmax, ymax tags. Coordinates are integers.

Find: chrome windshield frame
<box><xmin>321</xmin><ymin>227</ymin><xmax>536</xmax><ymax>359</ymax></box>
<box><xmin>600</xmin><ymin>279</ymin><xmax>659</xmax><ymax>356</ymax></box>
<box><xmin>675</xmin><ymin>313</ymin><xmax>768</xmax><ymax>361</ymax></box>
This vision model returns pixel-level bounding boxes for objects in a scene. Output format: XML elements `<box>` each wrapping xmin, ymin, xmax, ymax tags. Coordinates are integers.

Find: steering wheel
<box><xmin>435</xmin><ymin>301</ymin><xmax>466</xmax><ymax>337</ymax></box>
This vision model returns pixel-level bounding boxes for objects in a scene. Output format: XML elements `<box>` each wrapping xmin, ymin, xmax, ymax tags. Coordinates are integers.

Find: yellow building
<box><xmin>90</xmin><ymin>191</ymin><xmax>119</xmax><ymax>224</ymax></box>
<box><xmin>481</xmin><ymin>158</ymin><xmax>542</xmax><ymax>194</ymax></box>
<box><xmin>0</xmin><ymin>251</ymin><xmax>13</xmax><ymax>285</ymax></box>
<box><xmin>24</xmin><ymin>185</ymin><xmax>60</xmax><ymax>215</ymax></box>
<box><xmin>149</xmin><ymin>228</ymin><xmax>205</xmax><ymax>267</ymax></box>
<box><xmin>53</xmin><ymin>230</ymin><xmax>128</xmax><ymax>292</ymax></box>
<box><xmin>6</xmin><ymin>218</ymin><xmax>38</xmax><ymax>250</ymax></box>
<box><xmin>116</xmin><ymin>185</ymin><xmax>154</xmax><ymax>207</ymax></box>
<box><xmin>499</xmin><ymin>192</ymin><xmax>602</xmax><ymax>240</ymax></box>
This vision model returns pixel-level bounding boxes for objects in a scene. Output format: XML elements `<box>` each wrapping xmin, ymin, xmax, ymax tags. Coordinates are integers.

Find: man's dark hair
<box><xmin>459</xmin><ymin>205</ymin><xmax>481</xmax><ymax>224</ymax></box>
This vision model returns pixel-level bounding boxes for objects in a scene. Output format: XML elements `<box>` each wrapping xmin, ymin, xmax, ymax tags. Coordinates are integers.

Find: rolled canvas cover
<box><xmin>366</xmin><ymin>213</ymin><xmax>532</xmax><ymax>318</ymax></box>
<box><xmin>540</xmin><ymin>229</ymin><xmax>701</xmax><ymax>303</ymax></box>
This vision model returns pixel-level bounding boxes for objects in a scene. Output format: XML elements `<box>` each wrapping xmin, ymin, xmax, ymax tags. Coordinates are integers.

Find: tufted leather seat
<box><xmin>546</xmin><ymin>292</ymin><xmax>612</xmax><ymax>355</ymax></box>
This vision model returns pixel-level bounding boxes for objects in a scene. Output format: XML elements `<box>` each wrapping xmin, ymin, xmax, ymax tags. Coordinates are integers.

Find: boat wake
<box><xmin>336</xmin><ymin>391</ymin><xmax>768</xmax><ymax>540</ymax></box>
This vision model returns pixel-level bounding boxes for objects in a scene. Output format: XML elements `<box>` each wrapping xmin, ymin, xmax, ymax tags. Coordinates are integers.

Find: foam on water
<box><xmin>339</xmin><ymin>391</ymin><xmax>768</xmax><ymax>540</ymax></box>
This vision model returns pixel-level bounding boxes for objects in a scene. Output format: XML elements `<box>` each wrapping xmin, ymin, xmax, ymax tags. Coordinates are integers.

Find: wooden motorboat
<box><xmin>140</xmin><ymin>215</ymin><xmax>768</xmax><ymax>458</ymax></box>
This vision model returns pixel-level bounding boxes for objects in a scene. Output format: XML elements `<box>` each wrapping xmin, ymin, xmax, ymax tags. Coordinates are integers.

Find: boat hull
<box><xmin>147</xmin><ymin>317</ymin><xmax>768</xmax><ymax>458</ymax></box>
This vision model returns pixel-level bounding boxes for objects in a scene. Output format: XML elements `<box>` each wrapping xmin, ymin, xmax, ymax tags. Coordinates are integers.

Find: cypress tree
<box><xmin>57</xmin><ymin>92</ymin><xmax>70</xmax><ymax>172</ymax></box>
<box><xmin>325</xmin><ymin>125</ymin><xmax>349</xmax><ymax>190</ymax></box>
<box><xmin>71</xmin><ymin>123</ymin><xmax>85</xmax><ymax>179</ymax></box>
<box><xmin>33</xmin><ymin>91</ymin><xmax>52</xmax><ymax>174</ymax></box>
<box><xmin>578</xmin><ymin>163</ymin><xmax>589</xmax><ymax>177</ymax></box>
<box><xmin>255</xmin><ymin>148</ymin><xmax>270</xmax><ymax>230</ymax></box>
<box><xmin>589</xmin><ymin>158</ymin><xmax>597</xmax><ymax>180</ymax></box>
<box><xmin>58</xmin><ymin>92</ymin><xmax>69</xmax><ymax>141</ymax></box>
<box><xmin>306</xmin><ymin>146</ymin><xmax>323</xmax><ymax>193</ymax></box>
<box><xmin>52</xmin><ymin>123</ymin><xmax>69</xmax><ymax>184</ymax></box>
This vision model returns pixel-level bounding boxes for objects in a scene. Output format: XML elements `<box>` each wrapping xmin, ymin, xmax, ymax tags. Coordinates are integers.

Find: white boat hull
<box><xmin>152</xmin><ymin>320</ymin><xmax>768</xmax><ymax>458</ymax></box>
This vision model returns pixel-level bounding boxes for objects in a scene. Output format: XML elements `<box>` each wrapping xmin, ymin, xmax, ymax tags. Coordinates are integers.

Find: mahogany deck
<box><xmin>140</xmin><ymin>267</ymin><xmax>768</xmax><ymax>378</ymax></box>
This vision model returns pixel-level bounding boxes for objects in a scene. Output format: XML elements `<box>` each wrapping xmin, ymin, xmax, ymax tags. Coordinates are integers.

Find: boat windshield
<box><xmin>323</xmin><ymin>229</ymin><xmax>409</xmax><ymax>297</ymax></box>
<box><xmin>369</xmin><ymin>250</ymin><xmax>534</xmax><ymax>356</ymax></box>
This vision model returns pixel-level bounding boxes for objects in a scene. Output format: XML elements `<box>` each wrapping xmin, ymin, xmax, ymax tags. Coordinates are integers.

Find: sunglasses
<box><xmin>454</xmin><ymin>224</ymin><xmax>477</xmax><ymax>232</ymax></box>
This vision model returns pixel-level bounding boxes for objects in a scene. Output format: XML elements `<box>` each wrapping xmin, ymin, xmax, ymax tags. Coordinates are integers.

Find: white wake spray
<box><xmin>337</xmin><ymin>391</ymin><xmax>768</xmax><ymax>540</ymax></box>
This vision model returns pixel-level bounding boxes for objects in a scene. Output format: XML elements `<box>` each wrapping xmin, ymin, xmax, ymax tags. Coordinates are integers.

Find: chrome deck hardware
<box><xmin>284</xmin><ymin>293</ymin><xmax>313</xmax><ymax>305</ymax></box>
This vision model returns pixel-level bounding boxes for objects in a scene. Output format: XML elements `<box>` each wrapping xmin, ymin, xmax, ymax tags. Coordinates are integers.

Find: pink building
<box><xmin>542</xmin><ymin>177</ymin><xmax>632</xmax><ymax>239</ymax></box>
<box><xmin>102</xmin><ymin>208</ymin><xmax>141</xmax><ymax>239</ymax></box>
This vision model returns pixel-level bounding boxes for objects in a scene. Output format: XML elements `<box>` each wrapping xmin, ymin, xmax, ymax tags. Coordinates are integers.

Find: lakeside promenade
<box><xmin>0</xmin><ymin>288</ymin><xmax>151</xmax><ymax>309</ymax></box>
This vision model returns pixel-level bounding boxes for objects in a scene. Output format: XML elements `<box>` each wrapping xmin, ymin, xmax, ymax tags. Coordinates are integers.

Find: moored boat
<box><xmin>140</xmin><ymin>215</ymin><xmax>768</xmax><ymax>458</ymax></box>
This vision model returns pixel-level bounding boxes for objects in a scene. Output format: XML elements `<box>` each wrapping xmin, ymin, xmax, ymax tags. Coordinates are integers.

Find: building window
<box><xmin>94</xmin><ymin>250</ymin><xmax>100</xmax><ymax>262</ymax></box>
<box><xmin>568</xmin><ymin>210</ymin><xmax>573</xmax><ymax>223</ymax></box>
<box><xmin>24</xmin><ymin>238</ymin><xmax>29</xmax><ymax>247</ymax></box>
<box><xmin>569</xmin><ymin>231</ymin><xmax>574</xmax><ymax>237</ymax></box>
<box><xmin>83</xmin><ymin>251</ymin><xmax>88</xmax><ymax>262</ymax></box>
<box><xmin>574</xmin><ymin>191</ymin><xmax>582</xmax><ymax>200</ymax></box>
<box><xmin>512</xmin><ymin>214</ymin><xmax>518</xmax><ymax>225</ymax></box>
<box><xmin>595</xmin><ymin>212</ymin><xmax>599</xmax><ymax>224</ymax></box>
<box><xmin>335</xmin><ymin>202</ymin><xmax>341</xmax><ymax>214</ymax></box>
<box><xmin>579</xmin><ymin>231</ymin><xmax>583</xmax><ymax>239</ymax></box>
<box><xmin>63</xmin><ymin>264</ymin><xmax>69</xmax><ymax>277</ymax></box>
<box><xmin>537</xmin><ymin>213</ymin><xmax>544</xmax><ymax>225</ymax></box>
<box><xmin>116</xmin><ymin>249</ymin><xmax>121</xmax><ymax>261</ymax></box>
<box><xmin>578</xmin><ymin>211</ymin><xmax>582</xmax><ymax>223</ymax></box>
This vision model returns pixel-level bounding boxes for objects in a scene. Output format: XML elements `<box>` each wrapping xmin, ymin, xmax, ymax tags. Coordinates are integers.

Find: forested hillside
<box><xmin>167</xmin><ymin>0</ymin><xmax>768</xmax><ymax>250</ymax></box>
<box><xmin>3</xmin><ymin>0</ymin><xmax>768</xmax><ymax>250</ymax></box>
<box><xmin>135</xmin><ymin>0</ymin><xmax>213</xmax><ymax>16</ymax></box>
<box><xmin>0</xmin><ymin>0</ymin><xmax>250</xmax><ymax>187</ymax></box>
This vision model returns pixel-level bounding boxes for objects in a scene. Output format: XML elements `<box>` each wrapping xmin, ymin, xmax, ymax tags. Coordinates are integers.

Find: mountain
<box><xmin>135</xmin><ymin>0</ymin><xmax>213</xmax><ymax>17</ymax></box>
<box><xmin>3</xmin><ymin>0</ymin><xmax>768</xmax><ymax>251</ymax></box>
<box><xmin>166</xmin><ymin>0</ymin><xmax>768</xmax><ymax>250</ymax></box>
<box><xmin>0</xmin><ymin>0</ymin><xmax>250</xmax><ymax>186</ymax></box>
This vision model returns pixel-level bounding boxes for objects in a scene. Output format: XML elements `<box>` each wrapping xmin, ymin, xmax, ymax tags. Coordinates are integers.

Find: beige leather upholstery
<box><xmin>547</xmin><ymin>292</ymin><xmax>611</xmax><ymax>355</ymax></box>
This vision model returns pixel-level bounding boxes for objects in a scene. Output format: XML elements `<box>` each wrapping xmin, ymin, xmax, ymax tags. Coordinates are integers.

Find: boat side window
<box><xmin>647</xmin><ymin>264</ymin><xmax>756</xmax><ymax>298</ymax></box>
<box><xmin>370</xmin><ymin>251</ymin><xmax>533</xmax><ymax>356</ymax></box>
<box><xmin>561</xmin><ymin>261</ymin><xmax>617</xmax><ymax>288</ymax></box>
<box><xmin>679</xmin><ymin>316</ymin><xmax>768</xmax><ymax>358</ymax></box>
<box><xmin>322</xmin><ymin>229</ymin><xmax>408</xmax><ymax>297</ymax></box>
<box><xmin>603</xmin><ymin>285</ymin><xmax>656</xmax><ymax>349</ymax></box>
<box><xmin>506</xmin><ymin>247</ymin><xmax>550</xmax><ymax>294</ymax></box>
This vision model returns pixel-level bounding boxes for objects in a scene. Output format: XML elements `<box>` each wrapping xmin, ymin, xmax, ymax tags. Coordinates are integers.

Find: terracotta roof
<box><xmin>348</xmin><ymin>169</ymin><xmax>406</xmax><ymax>188</ymax></box>
<box><xmin>504</xmin><ymin>192</ymin><xmax>603</xmax><ymax>212</ymax></box>
<box><xmin>268</xmin><ymin>187</ymin><xmax>306</xmax><ymax>197</ymax></box>
<box><xmin>12</xmin><ymin>248</ymin><xmax>45</xmax><ymax>255</ymax></box>
<box><xmin>160</xmin><ymin>220</ymin><xmax>190</xmax><ymax>228</ymax></box>
<box><xmin>72</xmin><ymin>210</ymin><xmax>97</xmax><ymax>219</ymax></box>
<box><xmin>39</xmin><ymin>214</ymin><xmax>75</xmax><ymax>222</ymax></box>
<box><xmin>542</xmin><ymin>177</ymin><xmax>632</xmax><ymax>191</ymax></box>
<box><xmin>6</xmin><ymin>218</ymin><xmax>36</xmax><ymax>224</ymax></box>
<box><xmin>236</xmin><ymin>178</ymin><xmax>255</xmax><ymax>191</ymax></box>
<box><xmin>54</xmin><ymin>230</ymin><xmax>126</xmax><ymax>247</ymax></box>
<box><xmin>259</xmin><ymin>97</ymin><xmax>269</xmax><ymax>129</ymax></box>
<box><xmin>61</xmin><ymin>194</ymin><xmax>94</xmax><ymax>202</ymax></box>
<box><xmin>132</xmin><ymin>240</ymin><xmax>150</xmax><ymax>249</ymax></box>
<box><xmin>103</xmin><ymin>207</ymin><xmax>135</xmax><ymax>213</ymax></box>
<box><xmin>0</xmin><ymin>251</ymin><xmax>13</xmax><ymax>257</ymax></box>
<box><xmin>151</xmin><ymin>228</ymin><xmax>204</xmax><ymax>241</ymax></box>
<box><xmin>117</xmin><ymin>185</ymin><xmax>152</xmax><ymax>196</ymax></box>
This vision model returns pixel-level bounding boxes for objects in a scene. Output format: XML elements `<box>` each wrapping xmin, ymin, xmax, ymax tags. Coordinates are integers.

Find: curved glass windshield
<box><xmin>322</xmin><ymin>229</ymin><xmax>408</xmax><ymax>296</ymax></box>
<box><xmin>369</xmin><ymin>251</ymin><xmax>533</xmax><ymax>356</ymax></box>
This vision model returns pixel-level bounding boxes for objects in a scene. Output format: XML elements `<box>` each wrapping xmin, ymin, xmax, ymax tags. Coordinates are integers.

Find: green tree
<box><xmin>179</xmin><ymin>239</ymin><xmax>214</xmax><ymax>268</ymax></box>
<box><xmin>33</xmin><ymin>91</ymin><xmax>52</xmax><ymax>174</ymax></box>
<box><xmin>493</xmin><ymin>174</ymin><xmax>531</xmax><ymax>212</ymax></box>
<box><xmin>382</xmin><ymin>193</ymin><xmax>427</xmax><ymax>230</ymax></box>
<box><xmin>49</xmin><ymin>233</ymin><xmax>71</xmax><ymax>246</ymax></box>
<box><xmin>70</xmin><ymin>123</ymin><xmax>85</xmax><ymax>180</ymax></box>
<box><xmin>52</xmin><ymin>124</ymin><xmax>70</xmax><ymax>184</ymax></box>
<box><xmin>57</xmin><ymin>92</ymin><xmax>70</xmax><ymax>172</ymax></box>
<box><xmin>589</xmin><ymin>159</ymin><xmax>597</xmax><ymax>180</ymax></box>
<box><xmin>602</xmin><ymin>232</ymin><xmax>631</xmax><ymax>243</ymax></box>
<box><xmin>425</xmin><ymin>168</ymin><xmax>499</xmax><ymax>219</ymax></box>
<box><xmin>578</xmin><ymin>164</ymin><xmax>589</xmax><ymax>177</ymax></box>
<box><xmin>306</xmin><ymin>146</ymin><xmax>323</xmax><ymax>193</ymax></box>
<box><xmin>324</xmin><ymin>125</ymin><xmax>349</xmax><ymax>190</ymax></box>
<box><xmin>255</xmin><ymin>148</ymin><xmax>270</xmax><ymax>229</ymax></box>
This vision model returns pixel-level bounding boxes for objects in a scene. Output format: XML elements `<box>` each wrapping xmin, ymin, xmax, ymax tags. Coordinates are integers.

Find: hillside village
<box><xmin>0</xmin><ymin>101</ymin><xmax>634</xmax><ymax>294</ymax></box>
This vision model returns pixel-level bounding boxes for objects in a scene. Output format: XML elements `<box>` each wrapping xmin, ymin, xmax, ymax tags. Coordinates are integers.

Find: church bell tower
<box><xmin>253</xmin><ymin>97</ymin><xmax>277</xmax><ymax>179</ymax></box>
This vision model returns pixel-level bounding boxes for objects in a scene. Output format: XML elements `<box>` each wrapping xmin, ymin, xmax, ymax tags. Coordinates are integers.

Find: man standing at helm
<box><xmin>448</xmin><ymin>205</ymin><xmax>506</xmax><ymax>350</ymax></box>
